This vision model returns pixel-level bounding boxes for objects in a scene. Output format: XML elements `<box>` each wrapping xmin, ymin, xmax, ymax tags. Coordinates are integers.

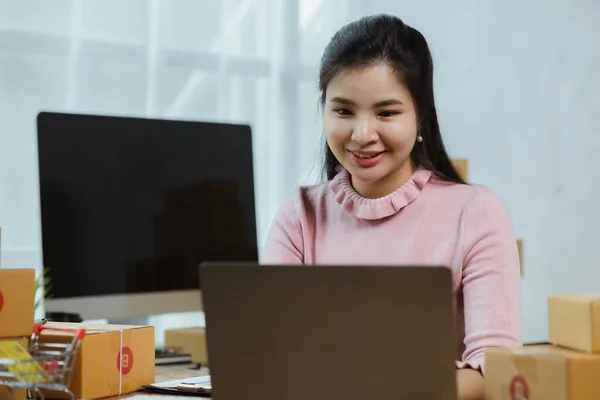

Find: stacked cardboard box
<box><xmin>452</xmin><ymin>158</ymin><xmax>469</xmax><ymax>182</ymax></box>
<box><xmin>0</xmin><ymin>268</ymin><xmax>36</xmax><ymax>400</ymax></box>
<box><xmin>485</xmin><ymin>294</ymin><xmax>600</xmax><ymax>399</ymax></box>
<box><xmin>165</xmin><ymin>327</ymin><xmax>208</xmax><ymax>365</ymax></box>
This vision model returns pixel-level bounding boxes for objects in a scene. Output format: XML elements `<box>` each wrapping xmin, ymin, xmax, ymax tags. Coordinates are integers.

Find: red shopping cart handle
<box><xmin>34</xmin><ymin>323</ymin><xmax>86</xmax><ymax>340</ymax></box>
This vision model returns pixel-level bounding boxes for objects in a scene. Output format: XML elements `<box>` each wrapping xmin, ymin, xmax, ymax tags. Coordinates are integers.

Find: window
<box><xmin>0</xmin><ymin>0</ymin><xmax>366</xmax><ymax>341</ymax></box>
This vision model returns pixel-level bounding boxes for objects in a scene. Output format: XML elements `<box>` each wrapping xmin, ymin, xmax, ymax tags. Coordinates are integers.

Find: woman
<box><xmin>262</xmin><ymin>14</ymin><xmax>522</xmax><ymax>400</ymax></box>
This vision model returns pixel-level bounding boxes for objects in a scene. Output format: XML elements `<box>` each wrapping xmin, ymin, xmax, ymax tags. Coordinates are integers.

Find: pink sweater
<box><xmin>262</xmin><ymin>166</ymin><xmax>522</xmax><ymax>372</ymax></box>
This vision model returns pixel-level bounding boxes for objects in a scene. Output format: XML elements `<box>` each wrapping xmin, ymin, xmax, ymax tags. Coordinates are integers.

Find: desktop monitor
<box><xmin>36</xmin><ymin>112</ymin><xmax>258</xmax><ymax>321</ymax></box>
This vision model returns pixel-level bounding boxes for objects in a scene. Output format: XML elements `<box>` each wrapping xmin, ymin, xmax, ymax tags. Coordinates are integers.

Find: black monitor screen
<box><xmin>37</xmin><ymin>112</ymin><xmax>258</xmax><ymax>299</ymax></box>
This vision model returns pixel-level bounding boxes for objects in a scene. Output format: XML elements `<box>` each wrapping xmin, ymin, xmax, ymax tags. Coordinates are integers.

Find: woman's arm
<box><xmin>457</xmin><ymin>368</ymin><xmax>484</xmax><ymax>400</ymax></box>
<box><xmin>261</xmin><ymin>194</ymin><xmax>304</xmax><ymax>264</ymax></box>
<box><xmin>456</xmin><ymin>187</ymin><xmax>523</xmax><ymax>398</ymax></box>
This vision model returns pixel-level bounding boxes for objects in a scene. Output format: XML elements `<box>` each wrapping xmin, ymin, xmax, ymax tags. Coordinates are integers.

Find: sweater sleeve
<box><xmin>456</xmin><ymin>186</ymin><xmax>523</xmax><ymax>374</ymax></box>
<box><xmin>261</xmin><ymin>194</ymin><xmax>304</xmax><ymax>264</ymax></box>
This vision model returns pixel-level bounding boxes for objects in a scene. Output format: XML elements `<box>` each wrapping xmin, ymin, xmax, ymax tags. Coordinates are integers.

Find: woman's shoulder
<box><xmin>298</xmin><ymin>180</ymin><xmax>334</xmax><ymax>201</ymax></box>
<box><xmin>426</xmin><ymin>175</ymin><xmax>507</xmax><ymax>211</ymax></box>
<box><xmin>272</xmin><ymin>180</ymin><xmax>332</xmax><ymax>222</ymax></box>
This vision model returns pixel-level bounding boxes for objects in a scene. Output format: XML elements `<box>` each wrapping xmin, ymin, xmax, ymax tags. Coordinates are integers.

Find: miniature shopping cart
<box><xmin>0</xmin><ymin>323</ymin><xmax>86</xmax><ymax>400</ymax></box>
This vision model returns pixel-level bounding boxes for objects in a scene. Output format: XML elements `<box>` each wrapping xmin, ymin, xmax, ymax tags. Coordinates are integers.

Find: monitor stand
<box><xmin>107</xmin><ymin>316</ymin><xmax>150</xmax><ymax>326</ymax></box>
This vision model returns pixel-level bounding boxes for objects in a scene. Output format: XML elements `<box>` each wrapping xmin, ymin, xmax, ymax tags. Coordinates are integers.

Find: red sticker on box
<box><xmin>510</xmin><ymin>375</ymin><xmax>529</xmax><ymax>400</ymax></box>
<box><xmin>117</xmin><ymin>346</ymin><xmax>134</xmax><ymax>375</ymax></box>
<box><xmin>0</xmin><ymin>290</ymin><xmax>4</xmax><ymax>312</ymax></box>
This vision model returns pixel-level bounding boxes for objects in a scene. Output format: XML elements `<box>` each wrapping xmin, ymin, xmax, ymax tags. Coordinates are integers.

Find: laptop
<box><xmin>199</xmin><ymin>262</ymin><xmax>458</xmax><ymax>400</ymax></box>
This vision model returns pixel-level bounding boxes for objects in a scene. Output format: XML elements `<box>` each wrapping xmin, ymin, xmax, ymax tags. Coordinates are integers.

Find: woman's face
<box><xmin>324</xmin><ymin>64</ymin><xmax>420</xmax><ymax>198</ymax></box>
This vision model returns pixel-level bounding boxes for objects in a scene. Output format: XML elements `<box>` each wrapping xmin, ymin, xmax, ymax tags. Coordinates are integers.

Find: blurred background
<box><xmin>0</xmin><ymin>0</ymin><xmax>599</xmax><ymax>345</ymax></box>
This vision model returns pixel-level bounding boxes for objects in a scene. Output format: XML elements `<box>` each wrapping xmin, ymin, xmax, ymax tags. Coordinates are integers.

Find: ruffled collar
<box><xmin>329</xmin><ymin>165</ymin><xmax>432</xmax><ymax>220</ymax></box>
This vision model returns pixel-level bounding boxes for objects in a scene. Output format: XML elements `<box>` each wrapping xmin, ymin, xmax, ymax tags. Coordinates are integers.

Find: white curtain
<box><xmin>0</xmin><ymin>0</ymin><xmax>368</xmax><ymax>345</ymax></box>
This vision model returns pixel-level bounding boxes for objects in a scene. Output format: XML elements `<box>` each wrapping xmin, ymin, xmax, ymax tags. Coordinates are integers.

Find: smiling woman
<box><xmin>323</xmin><ymin>64</ymin><xmax>423</xmax><ymax>198</ymax></box>
<box><xmin>262</xmin><ymin>13</ymin><xmax>522</xmax><ymax>400</ymax></box>
<box><xmin>318</xmin><ymin>16</ymin><xmax>465</xmax><ymax>189</ymax></box>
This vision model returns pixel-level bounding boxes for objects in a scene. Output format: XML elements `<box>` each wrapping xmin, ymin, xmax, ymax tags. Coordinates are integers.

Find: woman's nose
<box><xmin>351</xmin><ymin>118</ymin><xmax>378</xmax><ymax>145</ymax></box>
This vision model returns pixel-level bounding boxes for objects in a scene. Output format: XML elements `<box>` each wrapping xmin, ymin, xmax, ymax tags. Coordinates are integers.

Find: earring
<box><xmin>416</xmin><ymin>134</ymin><xmax>423</xmax><ymax>143</ymax></box>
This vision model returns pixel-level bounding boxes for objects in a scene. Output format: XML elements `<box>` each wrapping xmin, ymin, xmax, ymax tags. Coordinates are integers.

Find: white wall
<box><xmin>367</xmin><ymin>0</ymin><xmax>600</xmax><ymax>342</ymax></box>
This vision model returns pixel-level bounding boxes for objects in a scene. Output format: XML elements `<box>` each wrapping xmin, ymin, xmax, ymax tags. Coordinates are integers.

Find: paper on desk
<box><xmin>150</xmin><ymin>374</ymin><xmax>212</xmax><ymax>389</ymax></box>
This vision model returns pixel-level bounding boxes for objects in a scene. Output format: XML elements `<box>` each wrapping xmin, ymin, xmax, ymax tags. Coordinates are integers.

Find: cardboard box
<box><xmin>0</xmin><ymin>337</ymin><xmax>29</xmax><ymax>400</ymax></box>
<box><xmin>451</xmin><ymin>159</ymin><xmax>469</xmax><ymax>181</ymax></box>
<box><xmin>165</xmin><ymin>327</ymin><xmax>208</xmax><ymax>364</ymax></box>
<box><xmin>0</xmin><ymin>269</ymin><xmax>35</xmax><ymax>338</ymax></box>
<box><xmin>548</xmin><ymin>294</ymin><xmax>600</xmax><ymax>353</ymax></box>
<box><xmin>39</xmin><ymin>322</ymin><xmax>155</xmax><ymax>399</ymax></box>
<box><xmin>517</xmin><ymin>239</ymin><xmax>523</xmax><ymax>277</ymax></box>
<box><xmin>485</xmin><ymin>345</ymin><xmax>600</xmax><ymax>399</ymax></box>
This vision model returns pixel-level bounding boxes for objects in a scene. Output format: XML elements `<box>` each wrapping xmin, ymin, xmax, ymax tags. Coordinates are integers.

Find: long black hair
<box><xmin>319</xmin><ymin>14</ymin><xmax>465</xmax><ymax>184</ymax></box>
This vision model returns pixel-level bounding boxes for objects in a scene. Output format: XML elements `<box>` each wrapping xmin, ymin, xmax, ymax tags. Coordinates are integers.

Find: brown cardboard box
<box><xmin>517</xmin><ymin>239</ymin><xmax>523</xmax><ymax>277</ymax></box>
<box><xmin>0</xmin><ymin>269</ymin><xmax>35</xmax><ymax>338</ymax></box>
<box><xmin>485</xmin><ymin>345</ymin><xmax>600</xmax><ymax>399</ymax></box>
<box><xmin>0</xmin><ymin>337</ymin><xmax>29</xmax><ymax>400</ymax></box>
<box><xmin>39</xmin><ymin>322</ymin><xmax>155</xmax><ymax>399</ymax></box>
<box><xmin>165</xmin><ymin>327</ymin><xmax>208</xmax><ymax>364</ymax></box>
<box><xmin>548</xmin><ymin>294</ymin><xmax>600</xmax><ymax>353</ymax></box>
<box><xmin>451</xmin><ymin>159</ymin><xmax>469</xmax><ymax>181</ymax></box>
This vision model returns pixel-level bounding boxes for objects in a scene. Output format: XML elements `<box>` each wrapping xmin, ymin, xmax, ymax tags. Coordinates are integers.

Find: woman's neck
<box><xmin>351</xmin><ymin>161</ymin><xmax>417</xmax><ymax>199</ymax></box>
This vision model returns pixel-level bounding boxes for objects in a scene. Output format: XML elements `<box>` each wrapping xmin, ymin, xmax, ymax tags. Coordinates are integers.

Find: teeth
<box><xmin>354</xmin><ymin>153</ymin><xmax>379</xmax><ymax>159</ymax></box>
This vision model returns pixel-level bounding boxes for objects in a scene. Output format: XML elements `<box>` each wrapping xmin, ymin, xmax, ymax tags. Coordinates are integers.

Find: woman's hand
<box><xmin>457</xmin><ymin>368</ymin><xmax>484</xmax><ymax>400</ymax></box>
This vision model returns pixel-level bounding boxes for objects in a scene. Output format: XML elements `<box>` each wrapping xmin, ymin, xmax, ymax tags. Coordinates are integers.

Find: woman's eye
<box><xmin>380</xmin><ymin>111</ymin><xmax>398</xmax><ymax>117</ymax></box>
<box><xmin>334</xmin><ymin>108</ymin><xmax>352</xmax><ymax>116</ymax></box>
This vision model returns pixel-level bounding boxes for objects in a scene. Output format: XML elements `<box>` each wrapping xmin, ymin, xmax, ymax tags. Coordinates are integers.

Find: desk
<box><xmin>115</xmin><ymin>395</ymin><xmax>191</xmax><ymax>400</ymax></box>
<box><xmin>110</xmin><ymin>364</ymin><xmax>211</xmax><ymax>400</ymax></box>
